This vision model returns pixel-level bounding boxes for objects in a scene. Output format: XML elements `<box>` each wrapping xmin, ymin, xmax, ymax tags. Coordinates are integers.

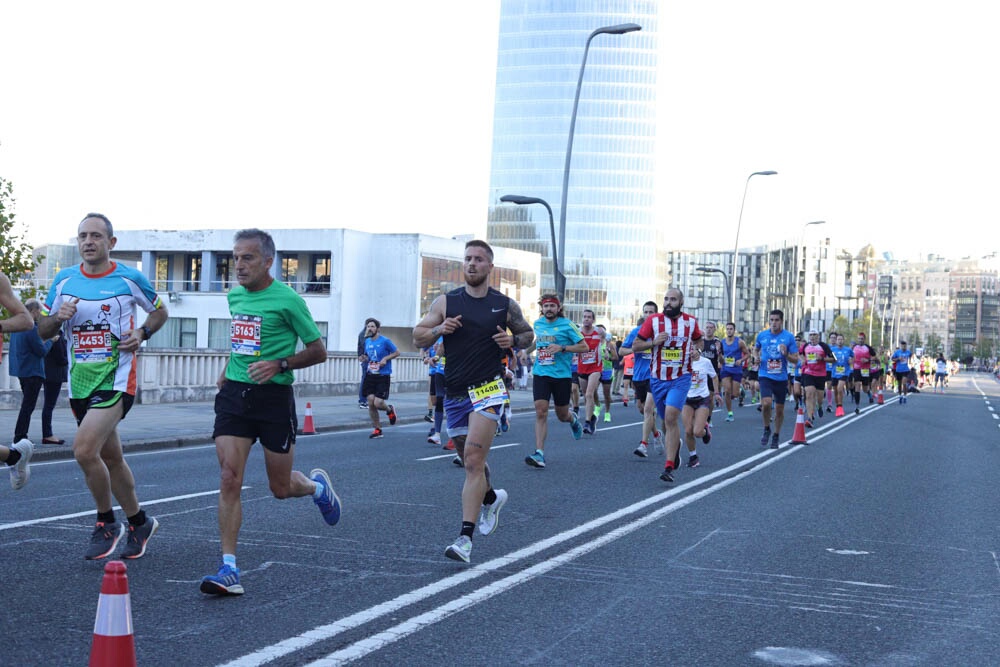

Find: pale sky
<box><xmin>1</xmin><ymin>1</ymin><xmax>997</xmax><ymax>263</ymax></box>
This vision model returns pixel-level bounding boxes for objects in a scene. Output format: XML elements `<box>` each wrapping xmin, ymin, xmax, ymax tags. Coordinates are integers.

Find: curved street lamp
<box><xmin>729</xmin><ymin>170</ymin><xmax>778</xmax><ymax>328</ymax></box>
<box><xmin>696</xmin><ymin>266</ymin><xmax>730</xmax><ymax>324</ymax></box>
<box><xmin>558</xmin><ymin>22</ymin><xmax>642</xmax><ymax>296</ymax></box>
<box><xmin>499</xmin><ymin>194</ymin><xmax>564</xmax><ymax>301</ymax></box>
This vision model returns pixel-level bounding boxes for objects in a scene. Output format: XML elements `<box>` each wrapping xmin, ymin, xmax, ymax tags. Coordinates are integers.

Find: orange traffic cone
<box><xmin>877</xmin><ymin>390</ymin><xmax>884</xmax><ymax>405</ymax></box>
<box><xmin>90</xmin><ymin>561</ymin><xmax>136</xmax><ymax>667</ymax></box>
<box><xmin>301</xmin><ymin>402</ymin><xmax>316</xmax><ymax>435</ymax></box>
<box><xmin>790</xmin><ymin>408</ymin><xmax>808</xmax><ymax>445</ymax></box>
<box><xmin>834</xmin><ymin>405</ymin><xmax>844</xmax><ymax>417</ymax></box>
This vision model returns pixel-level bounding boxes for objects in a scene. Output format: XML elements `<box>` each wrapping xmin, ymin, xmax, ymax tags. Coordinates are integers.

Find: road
<box><xmin>3</xmin><ymin>373</ymin><xmax>999</xmax><ymax>666</ymax></box>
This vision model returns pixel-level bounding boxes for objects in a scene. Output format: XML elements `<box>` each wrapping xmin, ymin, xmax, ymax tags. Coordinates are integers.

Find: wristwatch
<box><xmin>279</xmin><ymin>358</ymin><xmax>290</xmax><ymax>372</ymax></box>
<box><xmin>139</xmin><ymin>325</ymin><xmax>152</xmax><ymax>340</ymax></box>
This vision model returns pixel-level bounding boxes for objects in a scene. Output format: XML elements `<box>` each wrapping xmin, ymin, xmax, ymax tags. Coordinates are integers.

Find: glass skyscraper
<box><xmin>487</xmin><ymin>0</ymin><xmax>661</xmax><ymax>333</ymax></box>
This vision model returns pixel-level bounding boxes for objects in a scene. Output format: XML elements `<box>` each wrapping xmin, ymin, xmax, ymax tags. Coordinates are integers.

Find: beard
<box><xmin>664</xmin><ymin>305</ymin><xmax>682</xmax><ymax>318</ymax></box>
<box><xmin>465</xmin><ymin>271</ymin><xmax>489</xmax><ymax>288</ymax></box>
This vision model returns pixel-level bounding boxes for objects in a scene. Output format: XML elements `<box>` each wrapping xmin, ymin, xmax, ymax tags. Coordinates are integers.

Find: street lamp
<box><xmin>558</xmin><ymin>22</ymin><xmax>642</xmax><ymax>296</ymax></box>
<box><xmin>729</xmin><ymin>170</ymin><xmax>778</xmax><ymax>329</ymax></box>
<box><xmin>696</xmin><ymin>266</ymin><xmax>730</xmax><ymax>324</ymax></box>
<box><xmin>795</xmin><ymin>220</ymin><xmax>826</xmax><ymax>332</ymax></box>
<box><xmin>499</xmin><ymin>194</ymin><xmax>565</xmax><ymax>301</ymax></box>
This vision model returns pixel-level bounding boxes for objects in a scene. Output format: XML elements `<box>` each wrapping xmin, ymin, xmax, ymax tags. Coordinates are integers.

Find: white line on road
<box><xmin>417</xmin><ymin>442</ymin><xmax>522</xmax><ymax>461</ymax></box>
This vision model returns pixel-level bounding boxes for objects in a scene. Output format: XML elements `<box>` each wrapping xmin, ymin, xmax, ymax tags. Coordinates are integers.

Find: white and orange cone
<box><xmin>790</xmin><ymin>408</ymin><xmax>808</xmax><ymax>445</ymax></box>
<box><xmin>89</xmin><ymin>560</ymin><xmax>136</xmax><ymax>667</ymax></box>
<box><xmin>301</xmin><ymin>402</ymin><xmax>316</xmax><ymax>435</ymax></box>
<box><xmin>877</xmin><ymin>389</ymin><xmax>884</xmax><ymax>405</ymax></box>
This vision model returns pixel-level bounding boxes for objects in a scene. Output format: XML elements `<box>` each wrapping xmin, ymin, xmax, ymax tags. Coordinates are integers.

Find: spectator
<box><xmin>356</xmin><ymin>324</ymin><xmax>368</xmax><ymax>409</ymax></box>
<box><xmin>41</xmin><ymin>332</ymin><xmax>68</xmax><ymax>444</ymax></box>
<box><xmin>9</xmin><ymin>299</ymin><xmax>53</xmax><ymax>445</ymax></box>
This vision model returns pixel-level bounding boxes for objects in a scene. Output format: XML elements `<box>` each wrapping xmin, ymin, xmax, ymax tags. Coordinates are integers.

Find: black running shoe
<box><xmin>659</xmin><ymin>467</ymin><xmax>674</xmax><ymax>483</ymax></box>
<box><xmin>121</xmin><ymin>516</ymin><xmax>159</xmax><ymax>559</ymax></box>
<box><xmin>687</xmin><ymin>454</ymin><xmax>700</xmax><ymax>468</ymax></box>
<box><xmin>770</xmin><ymin>433</ymin><xmax>780</xmax><ymax>449</ymax></box>
<box><xmin>760</xmin><ymin>428</ymin><xmax>771</xmax><ymax>446</ymax></box>
<box><xmin>85</xmin><ymin>521</ymin><xmax>125</xmax><ymax>560</ymax></box>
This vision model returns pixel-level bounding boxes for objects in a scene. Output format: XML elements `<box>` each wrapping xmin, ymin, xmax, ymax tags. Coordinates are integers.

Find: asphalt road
<box><xmin>3</xmin><ymin>373</ymin><xmax>999</xmax><ymax>666</ymax></box>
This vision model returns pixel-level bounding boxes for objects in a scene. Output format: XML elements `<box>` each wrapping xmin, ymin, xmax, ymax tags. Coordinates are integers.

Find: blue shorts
<box><xmin>650</xmin><ymin>375</ymin><xmax>692</xmax><ymax>418</ymax></box>
<box><xmin>600</xmin><ymin>369</ymin><xmax>613</xmax><ymax>382</ymax></box>
<box><xmin>444</xmin><ymin>396</ymin><xmax>504</xmax><ymax>437</ymax></box>
<box><xmin>720</xmin><ymin>367</ymin><xmax>743</xmax><ymax>381</ymax></box>
<box><xmin>758</xmin><ymin>377</ymin><xmax>789</xmax><ymax>404</ymax></box>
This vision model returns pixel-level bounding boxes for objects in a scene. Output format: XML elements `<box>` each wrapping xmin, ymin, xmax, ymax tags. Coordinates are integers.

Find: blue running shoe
<box><xmin>310</xmin><ymin>468</ymin><xmax>342</xmax><ymax>526</ymax></box>
<box><xmin>525</xmin><ymin>450</ymin><xmax>545</xmax><ymax>468</ymax></box>
<box><xmin>570</xmin><ymin>416</ymin><xmax>583</xmax><ymax>440</ymax></box>
<box><xmin>200</xmin><ymin>562</ymin><xmax>244</xmax><ymax>595</ymax></box>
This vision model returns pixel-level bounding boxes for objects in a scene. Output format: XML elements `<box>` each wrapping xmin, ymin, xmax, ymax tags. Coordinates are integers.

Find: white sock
<box><xmin>312</xmin><ymin>481</ymin><xmax>325</xmax><ymax>499</ymax></box>
<box><xmin>223</xmin><ymin>553</ymin><xmax>237</xmax><ymax>568</ymax></box>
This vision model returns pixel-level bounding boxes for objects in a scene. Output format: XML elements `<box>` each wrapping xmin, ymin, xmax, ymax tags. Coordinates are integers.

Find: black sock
<box><xmin>97</xmin><ymin>510</ymin><xmax>116</xmax><ymax>524</ymax></box>
<box><xmin>127</xmin><ymin>510</ymin><xmax>147</xmax><ymax>527</ymax></box>
<box><xmin>460</xmin><ymin>521</ymin><xmax>475</xmax><ymax>538</ymax></box>
<box><xmin>483</xmin><ymin>488</ymin><xmax>497</xmax><ymax>505</ymax></box>
<box><xmin>5</xmin><ymin>450</ymin><xmax>21</xmax><ymax>466</ymax></box>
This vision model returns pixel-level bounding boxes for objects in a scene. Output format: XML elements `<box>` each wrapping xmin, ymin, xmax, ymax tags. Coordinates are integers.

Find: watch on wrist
<box><xmin>279</xmin><ymin>358</ymin><xmax>290</xmax><ymax>372</ymax></box>
<box><xmin>139</xmin><ymin>325</ymin><xmax>152</xmax><ymax>340</ymax></box>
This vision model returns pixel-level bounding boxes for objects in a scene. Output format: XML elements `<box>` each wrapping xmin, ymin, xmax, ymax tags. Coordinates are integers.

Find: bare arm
<box><xmin>119</xmin><ymin>305</ymin><xmax>170</xmax><ymax>354</ymax></box>
<box><xmin>504</xmin><ymin>299</ymin><xmax>534</xmax><ymax>350</ymax></box>
<box><xmin>413</xmin><ymin>296</ymin><xmax>457</xmax><ymax>349</ymax></box>
<box><xmin>0</xmin><ymin>274</ymin><xmax>32</xmax><ymax>333</ymax></box>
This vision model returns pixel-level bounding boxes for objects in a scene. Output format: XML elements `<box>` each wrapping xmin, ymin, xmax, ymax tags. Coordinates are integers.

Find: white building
<box><xmin>110</xmin><ymin>228</ymin><xmax>540</xmax><ymax>353</ymax></box>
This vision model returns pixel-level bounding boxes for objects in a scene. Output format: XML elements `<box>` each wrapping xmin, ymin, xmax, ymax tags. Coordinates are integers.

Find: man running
<box><xmin>719</xmin><ymin>322</ymin><xmax>749</xmax><ymax>422</ymax></box>
<box><xmin>39</xmin><ymin>213</ymin><xmax>168</xmax><ymax>559</ymax></box>
<box><xmin>632</xmin><ymin>288</ymin><xmax>703</xmax><ymax>482</ymax></box>
<box><xmin>799</xmin><ymin>330</ymin><xmax>832</xmax><ymax>426</ymax></box>
<box><xmin>829</xmin><ymin>333</ymin><xmax>853</xmax><ymax>416</ymax></box>
<box><xmin>754</xmin><ymin>309</ymin><xmax>799</xmax><ymax>449</ymax></box>
<box><xmin>596</xmin><ymin>324</ymin><xmax>618</xmax><ymax>423</ymax></box>
<box><xmin>934</xmin><ymin>353</ymin><xmax>948</xmax><ymax>392</ymax></box>
<box><xmin>0</xmin><ymin>271</ymin><xmax>36</xmax><ymax>490</ymax></box>
<box><xmin>891</xmin><ymin>341</ymin><xmax>914</xmax><ymax>404</ymax></box>
<box><xmin>200</xmin><ymin>229</ymin><xmax>340</xmax><ymax>595</ymax></box>
<box><xmin>520</xmin><ymin>294</ymin><xmax>587</xmax><ymax>468</ymax></box>
<box><xmin>576</xmin><ymin>310</ymin><xmax>605</xmax><ymax>434</ymax></box>
<box><xmin>361</xmin><ymin>318</ymin><xmax>400</xmax><ymax>439</ymax></box>
<box><xmin>412</xmin><ymin>240</ymin><xmax>533</xmax><ymax>563</ymax></box>
<box><xmin>621</xmin><ymin>301</ymin><xmax>660</xmax><ymax>458</ymax></box>
<box><xmin>850</xmin><ymin>332</ymin><xmax>875</xmax><ymax>414</ymax></box>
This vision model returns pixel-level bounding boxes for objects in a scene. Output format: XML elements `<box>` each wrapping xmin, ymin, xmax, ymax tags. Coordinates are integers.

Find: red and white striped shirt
<box><xmin>637</xmin><ymin>312</ymin><xmax>703</xmax><ymax>381</ymax></box>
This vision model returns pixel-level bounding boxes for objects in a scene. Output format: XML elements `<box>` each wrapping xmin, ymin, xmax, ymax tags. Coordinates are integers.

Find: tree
<box><xmin>924</xmin><ymin>332</ymin><xmax>943</xmax><ymax>356</ymax></box>
<box><xmin>907</xmin><ymin>330</ymin><xmax>923</xmax><ymax>350</ymax></box>
<box><xmin>973</xmin><ymin>337</ymin><xmax>994</xmax><ymax>364</ymax></box>
<box><xmin>0</xmin><ymin>175</ymin><xmax>42</xmax><ymax>309</ymax></box>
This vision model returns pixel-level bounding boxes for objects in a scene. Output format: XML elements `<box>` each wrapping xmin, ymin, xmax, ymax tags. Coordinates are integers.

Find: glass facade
<box><xmin>419</xmin><ymin>255</ymin><xmax>537</xmax><ymax>317</ymax></box>
<box><xmin>486</xmin><ymin>0</ymin><xmax>663</xmax><ymax>334</ymax></box>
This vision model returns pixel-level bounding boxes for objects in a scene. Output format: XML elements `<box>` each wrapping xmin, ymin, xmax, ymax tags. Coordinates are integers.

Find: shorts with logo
<box><xmin>213</xmin><ymin>381</ymin><xmax>297</xmax><ymax>454</ymax></box>
<box><xmin>445</xmin><ymin>377</ymin><xmax>508</xmax><ymax>437</ymax></box>
<box><xmin>851</xmin><ymin>369</ymin><xmax>872</xmax><ymax>385</ymax></box>
<box><xmin>362</xmin><ymin>374</ymin><xmax>392</xmax><ymax>400</ymax></box>
<box><xmin>533</xmin><ymin>374</ymin><xmax>572</xmax><ymax>406</ymax></box>
<box><xmin>758</xmin><ymin>377</ymin><xmax>789</xmax><ymax>404</ymax></box>
<box><xmin>650</xmin><ymin>375</ymin><xmax>693</xmax><ymax>418</ymax></box>
<box><xmin>70</xmin><ymin>391</ymin><xmax>135</xmax><ymax>425</ymax></box>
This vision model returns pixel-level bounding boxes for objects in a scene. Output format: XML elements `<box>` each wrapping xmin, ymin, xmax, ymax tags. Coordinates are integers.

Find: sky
<box><xmin>1</xmin><ymin>1</ymin><xmax>997</xmax><ymax>263</ymax></box>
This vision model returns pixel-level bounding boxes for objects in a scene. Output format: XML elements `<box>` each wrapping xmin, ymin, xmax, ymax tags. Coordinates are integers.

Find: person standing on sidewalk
<box><xmin>200</xmin><ymin>228</ymin><xmax>340</xmax><ymax>596</ymax></box>
<box><xmin>361</xmin><ymin>318</ymin><xmax>400</xmax><ymax>439</ymax></box>
<box><xmin>412</xmin><ymin>239</ymin><xmax>533</xmax><ymax>564</ymax></box>
<box><xmin>40</xmin><ymin>332</ymin><xmax>68</xmax><ymax>445</ymax></box>
<box><xmin>9</xmin><ymin>299</ymin><xmax>52</xmax><ymax>445</ymax></box>
<box><xmin>39</xmin><ymin>213</ymin><xmax>167</xmax><ymax>559</ymax></box>
<box><xmin>0</xmin><ymin>271</ymin><xmax>36</xmax><ymax>491</ymax></box>
<box><xmin>520</xmin><ymin>294</ymin><xmax>587</xmax><ymax>469</ymax></box>
<box><xmin>356</xmin><ymin>324</ymin><xmax>368</xmax><ymax>409</ymax></box>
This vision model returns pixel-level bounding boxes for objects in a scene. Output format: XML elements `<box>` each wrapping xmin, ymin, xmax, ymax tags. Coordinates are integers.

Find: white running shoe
<box><xmin>445</xmin><ymin>535</ymin><xmax>472</xmax><ymax>563</ymax></box>
<box><xmin>633</xmin><ymin>442</ymin><xmax>649</xmax><ymax>458</ymax></box>
<box><xmin>9</xmin><ymin>439</ymin><xmax>33</xmax><ymax>491</ymax></box>
<box><xmin>478</xmin><ymin>488</ymin><xmax>508</xmax><ymax>536</ymax></box>
<box><xmin>428</xmin><ymin>432</ymin><xmax>441</xmax><ymax>445</ymax></box>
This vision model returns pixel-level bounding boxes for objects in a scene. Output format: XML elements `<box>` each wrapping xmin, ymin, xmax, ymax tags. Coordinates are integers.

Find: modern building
<box><xmin>106</xmin><ymin>229</ymin><xmax>540</xmax><ymax>353</ymax></box>
<box><xmin>486</xmin><ymin>0</ymin><xmax>661</xmax><ymax>331</ymax></box>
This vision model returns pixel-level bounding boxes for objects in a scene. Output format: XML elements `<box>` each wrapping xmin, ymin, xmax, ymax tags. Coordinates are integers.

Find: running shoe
<box><xmin>572</xmin><ymin>406</ymin><xmax>579</xmax><ymax>416</ymax></box>
<box><xmin>200</xmin><ymin>562</ymin><xmax>244</xmax><ymax>595</ymax></box>
<box><xmin>815</xmin><ymin>408</ymin><xmax>822</xmax><ymax>420</ymax></box>
<box><xmin>652</xmin><ymin>431</ymin><xmax>664</xmax><ymax>455</ymax></box>
<box><xmin>659</xmin><ymin>467</ymin><xmax>674</xmax><ymax>483</ymax></box>
<box><xmin>702</xmin><ymin>423</ymin><xmax>712</xmax><ymax>444</ymax></box>
<box><xmin>500</xmin><ymin>411</ymin><xmax>509</xmax><ymax>433</ymax></box>
<box><xmin>604</xmin><ymin>412</ymin><xmax>612</xmax><ymax>423</ymax></box>
<box><xmin>826</xmin><ymin>404</ymin><xmax>833</xmax><ymax>413</ymax></box>
<box><xmin>121</xmin><ymin>516</ymin><xmax>159</xmax><ymax>559</ymax></box>
<box><xmin>687</xmin><ymin>454</ymin><xmax>700</xmax><ymax>468</ymax></box>
<box><xmin>593</xmin><ymin>405</ymin><xmax>602</xmax><ymax>419</ymax></box>
<box><xmin>478</xmin><ymin>488</ymin><xmax>508</xmax><ymax>535</ymax></box>
<box><xmin>757</xmin><ymin>405</ymin><xmax>763</xmax><ymax>412</ymax></box>
<box><xmin>725</xmin><ymin>412</ymin><xmax>734</xmax><ymax>423</ymax></box>
<box><xmin>358</xmin><ymin>402</ymin><xmax>368</xmax><ymax>410</ymax></box>
<box><xmin>8</xmin><ymin>438</ymin><xmax>33</xmax><ymax>491</ymax></box>
<box><xmin>369</xmin><ymin>428</ymin><xmax>383</xmax><ymax>439</ymax></box>
<box><xmin>673</xmin><ymin>452</ymin><xmax>681</xmax><ymax>470</ymax></box>
<box><xmin>589</xmin><ymin>416</ymin><xmax>598</xmax><ymax>433</ymax></box>
<box><xmin>760</xmin><ymin>427</ymin><xmax>771</xmax><ymax>447</ymax></box>
<box><xmin>424</xmin><ymin>412</ymin><xmax>433</xmax><ymax>423</ymax></box>
<box><xmin>85</xmin><ymin>520</ymin><xmax>125</xmax><ymax>560</ymax></box>
<box><xmin>427</xmin><ymin>427</ymin><xmax>435</xmax><ymax>438</ymax></box>
<box><xmin>452</xmin><ymin>455</ymin><xmax>463</xmax><ymax>467</ymax></box>
<box><xmin>855</xmin><ymin>407</ymin><xmax>860</xmax><ymax>415</ymax></box>
<box><xmin>387</xmin><ymin>405</ymin><xmax>397</xmax><ymax>425</ymax></box>
<box><xmin>805</xmin><ymin>420</ymin><xmax>813</xmax><ymax>429</ymax></box>
<box><xmin>623</xmin><ymin>397</ymin><xmax>628</xmax><ymax>407</ymax></box>
<box><xmin>525</xmin><ymin>450</ymin><xmax>546</xmax><ymax>468</ymax></box>
<box><xmin>582</xmin><ymin>421</ymin><xmax>593</xmax><ymax>436</ymax></box>
<box><xmin>869</xmin><ymin>393</ymin><xmax>874</xmax><ymax>404</ymax></box>
<box><xmin>770</xmin><ymin>433</ymin><xmax>780</xmax><ymax>449</ymax></box>
<box><xmin>445</xmin><ymin>535</ymin><xmax>472</xmax><ymax>563</ymax></box>
<box><xmin>428</xmin><ymin>432</ymin><xmax>441</xmax><ymax>445</ymax></box>
<box><xmin>444</xmin><ymin>439</ymin><xmax>455</xmax><ymax>451</ymax></box>
<box><xmin>570</xmin><ymin>416</ymin><xmax>583</xmax><ymax>440</ymax></box>
<box><xmin>310</xmin><ymin>468</ymin><xmax>342</xmax><ymax>526</ymax></box>
<box><xmin>633</xmin><ymin>442</ymin><xmax>648</xmax><ymax>458</ymax></box>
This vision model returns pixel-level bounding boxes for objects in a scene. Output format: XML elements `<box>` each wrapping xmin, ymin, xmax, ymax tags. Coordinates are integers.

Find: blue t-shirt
<box><xmin>532</xmin><ymin>316</ymin><xmax>583</xmax><ymax>379</ymax></box>
<box><xmin>892</xmin><ymin>349</ymin><xmax>913</xmax><ymax>373</ymax></box>
<box><xmin>721</xmin><ymin>337</ymin><xmax>743</xmax><ymax>371</ymax></box>
<box><xmin>755</xmin><ymin>329</ymin><xmax>797</xmax><ymax>381</ymax></box>
<box><xmin>830</xmin><ymin>346</ymin><xmax>853</xmax><ymax>378</ymax></box>
<box><xmin>622</xmin><ymin>326</ymin><xmax>652</xmax><ymax>382</ymax></box>
<box><xmin>364</xmin><ymin>335</ymin><xmax>398</xmax><ymax>376</ymax></box>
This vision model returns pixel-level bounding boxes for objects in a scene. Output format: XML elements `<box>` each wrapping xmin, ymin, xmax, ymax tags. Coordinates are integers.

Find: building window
<box><xmin>208</xmin><ymin>318</ymin><xmax>231</xmax><ymax>350</ymax></box>
<box><xmin>281</xmin><ymin>254</ymin><xmax>299</xmax><ymax>290</ymax></box>
<box><xmin>155</xmin><ymin>255</ymin><xmax>172</xmax><ymax>293</ymax></box>
<box><xmin>306</xmin><ymin>254</ymin><xmax>332</xmax><ymax>293</ymax></box>
<box><xmin>147</xmin><ymin>317</ymin><xmax>197</xmax><ymax>349</ymax></box>
<box><xmin>214</xmin><ymin>256</ymin><xmax>233</xmax><ymax>292</ymax></box>
<box><xmin>184</xmin><ymin>254</ymin><xmax>202</xmax><ymax>292</ymax></box>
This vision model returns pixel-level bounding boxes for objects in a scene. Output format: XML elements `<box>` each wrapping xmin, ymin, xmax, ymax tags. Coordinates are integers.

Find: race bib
<box><xmin>661</xmin><ymin>347</ymin><xmax>682</xmax><ymax>365</ymax></box>
<box><xmin>231</xmin><ymin>314</ymin><xmax>262</xmax><ymax>357</ymax></box>
<box><xmin>468</xmin><ymin>377</ymin><xmax>508</xmax><ymax>412</ymax></box>
<box><xmin>835</xmin><ymin>365</ymin><xmax>845</xmax><ymax>374</ymax></box>
<box><xmin>73</xmin><ymin>323</ymin><xmax>113</xmax><ymax>364</ymax></box>
<box><xmin>861</xmin><ymin>368</ymin><xmax>870</xmax><ymax>377</ymax></box>
<box><xmin>537</xmin><ymin>347</ymin><xmax>555</xmax><ymax>366</ymax></box>
<box><xmin>806</xmin><ymin>352</ymin><xmax>817</xmax><ymax>362</ymax></box>
<box><xmin>368</xmin><ymin>361</ymin><xmax>381</xmax><ymax>374</ymax></box>
<box><xmin>580</xmin><ymin>350</ymin><xmax>597</xmax><ymax>365</ymax></box>
<box><xmin>724</xmin><ymin>356</ymin><xmax>736</xmax><ymax>367</ymax></box>
<box><xmin>767</xmin><ymin>358</ymin><xmax>782</xmax><ymax>372</ymax></box>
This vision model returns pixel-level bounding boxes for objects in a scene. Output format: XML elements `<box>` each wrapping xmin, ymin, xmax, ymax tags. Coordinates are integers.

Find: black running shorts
<box><xmin>213</xmin><ymin>381</ymin><xmax>297</xmax><ymax>454</ymax></box>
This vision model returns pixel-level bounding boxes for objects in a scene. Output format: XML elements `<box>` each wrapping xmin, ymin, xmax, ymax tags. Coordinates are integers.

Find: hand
<box><xmin>653</xmin><ymin>332</ymin><xmax>668</xmax><ymax>345</ymax></box>
<box><xmin>247</xmin><ymin>359</ymin><xmax>280</xmax><ymax>384</ymax></box>
<box><xmin>778</xmin><ymin>344</ymin><xmax>787</xmax><ymax>356</ymax></box>
<box><xmin>493</xmin><ymin>325</ymin><xmax>514</xmax><ymax>349</ymax></box>
<box><xmin>119</xmin><ymin>328</ymin><xmax>143</xmax><ymax>353</ymax></box>
<box><xmin>57</xmin><ymin>296</ymin><xmax>80</xmax><ymax>322</ymax></box>
<box><xmin>437</xmin><ymin>315</ymin><xmax>463</xmax><ymax>336</ymax></box>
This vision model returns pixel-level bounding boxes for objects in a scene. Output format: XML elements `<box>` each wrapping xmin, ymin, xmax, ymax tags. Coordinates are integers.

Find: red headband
<box><xmin>540</xmin><ymin>297</ymin><xmax>561</xmax><ymax>306</ymax></box>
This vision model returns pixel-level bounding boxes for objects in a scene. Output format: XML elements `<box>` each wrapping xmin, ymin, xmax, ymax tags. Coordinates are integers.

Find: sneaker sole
<box><xmin>122</xmin><ymin>517</ymin><xmax>160</xmax><ymax>559</ymax></box>
<box><xmin>524</xmin><ymin>457</ymin><xmax>545</xmax><ymax>468</ymax></box>
<box><xmin>479</xmin><ymin>490</ymin><xmax>508</xmax><ymax>535</ymax></box>
<box><xmin>444</xmin><ymin>546</ymin><xmax>471</xmax><ymax>563</ymax></box>
<box><xmin>633</xmin><ymin>449</ymin><xmax>648</xmax><ymax>458</ymax></box>
<box><xmin>199</xmin><ymin>579</ymin><xmax>245</xmax><ymax>595</ymax></box>
<box><xmin>310</xmin><ymin>469</ymin><xmax>342</xmax><ymax>526</ymax></box>
<box><xmin>85</xmin><ymin>523</ymin><xmax>126</xmax><ymax>561</ymax></box>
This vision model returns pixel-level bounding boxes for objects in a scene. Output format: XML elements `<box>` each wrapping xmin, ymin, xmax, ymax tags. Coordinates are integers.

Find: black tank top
<box><xmin>444</xmin><ymin>286</ymin><xmax>509</xmax><ymax>396</ymax></box>
<box><xmin>701</xmin><ymin>336</ymin><xmax>722</xmax><ymax>372</ymax></box>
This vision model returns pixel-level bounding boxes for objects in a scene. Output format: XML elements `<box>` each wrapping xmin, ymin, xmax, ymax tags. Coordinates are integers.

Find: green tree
<box><xmin>0</xmin><ymin>175</ymin><xmax>42</xmax><ymax>309</ymax></box>
<box><xmin>907</xmin><ymin>330</ymin><xmax>923</xmax><ymax>349</ymax></box>
<box><xmin>924</xmin><ymin>332</ymin><xmax>943</xmax><ymax>356</ymax></box>
<box><xmin>973</xmin><ymin>337</ymin><xmax>994</xmax><ymax>362</ymax></box>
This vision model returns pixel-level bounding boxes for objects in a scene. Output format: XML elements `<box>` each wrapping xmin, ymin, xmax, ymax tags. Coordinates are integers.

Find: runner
<box><xmin>424</xmin><ymin>338</ymin><xmax>446</xmax><ymax>445</ymax></box>
<box><xmin>850</xmin><ymin>331</ymin><xmax>875</xmax><ymax>414</ymax></box>
<box><xmin>720</xmin><ymin>322</ymin><xmax>749</xmax><ymax>422</ymax></box>
<box><xmin>681</xmin><ymin>346</ymin><xmax>716</xmax><ymax>468</ymax></box>
<box><xmin>620</xmin><ymin>301</ymin><xmax>660</xmax><ymax>458</ymax></box>
<box><xmin>934</xmin><ymin>353</ymin><xmax>948</xmax><ymax>392</ymax></box>
<box><xmin>824</xmin><ymin>333</ymin><xmax>837</xmax><ymax>413</ymax></box>
<box><xmin>199</xmin><ymin>228</ymin><xmax>340</xmax><ymax>595</ymax></box>
<box><xmin>754</xmin><ymin>309</ymin><xmax>799</xmax><ymax>449</ymax></box>
<box><xmin>596</xmin><ymin>324</ymin><xmax>619</xmax><ymax>423</ymax></box>
<box><xmin>520</xmin><ymin>294</ymin><xmax>587</xmax><ymax>468</ymax></box>
<box><xmin>576</xmin><ymin>310</ymin><xmax>605</xmax><ymax>435</ymax></box>
<box><xmin>891</xmin><ymin>341</ymin><xmax>914</xmax><ymax>404</ymax></box>
<box><xmin>361</xmin><ymin>318</ymin><xmax>400</xmax><ymax>438</ymax></box>
<box><xmin>632</xmin><ymin>288</ymin><xmax>703</xmax><ymax>482</ymax></box>
<box><xmin>0</xmin><ymin>271</ymin><xmax>36</xmax><ymax>490</ymax></box>
<box><xmin>830</xmin><ymin>333</ymin><xmax>854</xmax><ymax>416</ymax></box>
<box><xmin>799</xmin><ymin>330</ymin><xmax>832</xmax><ymax>426</ymax></box>
<box><xmin>39</xmin><ymin>213</ymin><xmax>168</xmax><ymax>559</ymax></box>
<box><xmin>621</xmin><ymin>351</ymin><xmax>635</xmax><ymax>406</ymax></box>
<box><xmin>412</xmin><ymin>239</ymin><xmax>533</xmax><ymax>563</ymax></box>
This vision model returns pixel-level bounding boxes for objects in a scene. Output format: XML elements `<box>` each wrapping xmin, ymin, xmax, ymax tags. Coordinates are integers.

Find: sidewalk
<box><xmin>3</xmin><ymin>384</ymin><xmax>541</xmax><ymax>462</ymax></box>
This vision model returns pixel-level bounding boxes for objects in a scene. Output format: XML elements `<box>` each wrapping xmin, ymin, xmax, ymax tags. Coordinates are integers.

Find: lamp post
<box><xmin>696</xmin><ymin>266</ymin><xmax>730</xmax><ymax>324</ymax></box>
<box><xmin>729</xmin><ymin>170</ymin><xmax>778</xmax><ymax>329</ymax></box>
<box><xmin>499</xmin><ymin>194</ymin><xmax>564</xmax><ymax>301</ymax></box>
<box><xmin>558</xmin><ymin>22</ymin><xmax>642</xmax><ymax>295</ymax></box>
<box><xmin>795</xmin><ymin>220</ymin><xmax>826</xmax><ymax>333</ymax></box>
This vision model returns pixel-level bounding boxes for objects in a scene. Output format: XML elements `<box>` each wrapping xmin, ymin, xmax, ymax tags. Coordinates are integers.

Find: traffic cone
<box><xmin>877</xmin><ymin>390</ymin><xmax>884</xmax><ymax>405</ymax></box>
<box><xmin>90</xmin><ymin>561</ymin><xmax>136</xmax><ymax>667</ymax></box>
<box><xmin>790</xmin><ymin>408</ymin><xmax>808</xmax><ymax>445</ymax></box>
<box><xmin>301</xmin><ymin>402</ymin><xmax>316</xmax><ymax>435</ymax></box>
<box><xmin>834</xmin><ymin>405</ymin><xmax>844</xmax><ymax>417</ymax></box>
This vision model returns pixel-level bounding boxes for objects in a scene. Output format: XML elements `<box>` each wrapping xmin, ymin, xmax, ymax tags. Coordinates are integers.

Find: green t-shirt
<box><xmin>225</xmin><ymin>280</ymin><xmax>322</xmax><ymax>385</ymax></box>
